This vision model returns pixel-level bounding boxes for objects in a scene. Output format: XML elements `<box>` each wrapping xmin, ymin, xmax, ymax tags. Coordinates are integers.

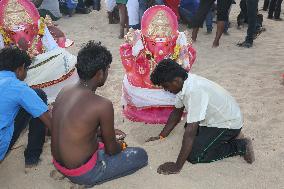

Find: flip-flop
<box><xmin>65</xmin><ymin>39</ymin><xmax>74</xmax><ymax>48</ymax></box>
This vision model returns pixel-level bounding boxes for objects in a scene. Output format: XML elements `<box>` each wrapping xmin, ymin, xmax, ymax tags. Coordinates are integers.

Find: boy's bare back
<box><xmin>51</xmin><ymin>85</ymin><xmax>112</xmax><ymax>169</ymax></box>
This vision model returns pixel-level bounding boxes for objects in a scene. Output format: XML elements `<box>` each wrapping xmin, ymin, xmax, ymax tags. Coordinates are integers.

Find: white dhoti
<box><xmin>25</xmin><ymin>47</ymin><xmax>78</xmax><ymax>103</ymax></box>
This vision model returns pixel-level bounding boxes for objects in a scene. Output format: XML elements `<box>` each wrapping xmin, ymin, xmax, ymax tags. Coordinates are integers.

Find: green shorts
<box><xmin>116</xmin><ymin>0</ymin><xmax>128</xmax><ymax>4</ymax></box>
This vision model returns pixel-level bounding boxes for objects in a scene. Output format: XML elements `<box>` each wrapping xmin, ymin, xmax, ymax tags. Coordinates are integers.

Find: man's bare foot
<box><xmin>212</xmin><ymin>40</ymin><xmax>219</xmax><ymax>48</ymax></box>
<box><xmin>50</xmin><ymin>169</ymin><xmax>65</xmax><ymax>180</ymax></box>
<box><xmin>236</xmin><ymin>131</ymin><xmax>245</xmax><ymax>139</ymax></box>
<box><xmin>243</xmin><ymin>138</ymin><xmax>255</xmax><ymax>164</ymax></box>
<box><xmin>70</xmin><ymin>184</ymin><xmax>85</xmax><ymax>189</ymax></box>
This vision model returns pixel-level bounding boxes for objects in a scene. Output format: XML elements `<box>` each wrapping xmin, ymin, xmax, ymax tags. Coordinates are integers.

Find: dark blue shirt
<box><xmin>0</xmin><ymin>71</ymin><xmax>48</xmax><ymax>160</ymax></box>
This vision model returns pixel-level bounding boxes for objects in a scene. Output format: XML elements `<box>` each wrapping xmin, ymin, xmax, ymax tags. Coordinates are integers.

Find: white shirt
<box><xmin>175</xmin><ymin>74</ymin><xmax>243</xmax><ymax>129</ymax></box>
<box><xmin>126</xmin><ymin>0</ymin><xmax>140</xmax><ymax>26</ymax></box>
<box><xmin>0</xmin><ymin>34</ymin><xmax>4</xmax><ymax>49</ymax></box>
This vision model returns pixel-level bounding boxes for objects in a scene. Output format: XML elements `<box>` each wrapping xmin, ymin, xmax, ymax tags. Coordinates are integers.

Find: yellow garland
<box><xmin>171</xmin><ymin>44</ymin><xmax>181</xmax><ymax>60</ymax></box>
<box><xmin>0</xmin><ymin>26</ymin><xmax>12</xmax><ymax>45</ymax></box>
<box><xmin>38</xmin><ymin>17</ymin><xmax>45</xmax><ymax>36</ymax></box>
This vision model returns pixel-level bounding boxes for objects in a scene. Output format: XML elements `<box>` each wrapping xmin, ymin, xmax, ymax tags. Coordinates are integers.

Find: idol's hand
<box><xmin>157</xmin><ymin>162</ymin><xmax>181</xmax><ymax>175</ymax></box>
<box><xmin>145</xmin><ymin>136</ymin><xmax>160</xmax><ymax>142</ymax></box>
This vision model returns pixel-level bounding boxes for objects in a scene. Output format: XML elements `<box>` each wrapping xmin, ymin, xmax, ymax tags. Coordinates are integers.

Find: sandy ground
<box><xmin>1</xmin><ymin>1</ymin><xmax>284</xmax><ymax>188</ymax></box>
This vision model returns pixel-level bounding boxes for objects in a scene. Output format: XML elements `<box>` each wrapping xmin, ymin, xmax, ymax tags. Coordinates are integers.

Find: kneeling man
<box><xmin>51</xmin><ymin>41</ymin><xmax>148</xmax><ymax>187</ymax></box>
<box><xmin>147</xmin><ymin>59</ymin><xmax>255</xmax><ymax>175</ymax></box>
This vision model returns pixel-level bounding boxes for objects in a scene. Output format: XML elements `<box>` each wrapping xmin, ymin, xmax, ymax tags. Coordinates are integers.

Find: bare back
<box><xmin>51</xmin><ymin>85</ymin><xmax>109</xmax><ymax>169</ymax></box>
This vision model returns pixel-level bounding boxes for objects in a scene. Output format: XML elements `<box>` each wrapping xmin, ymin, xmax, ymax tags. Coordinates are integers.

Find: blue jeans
<box><xmin>205</xmin><ymin>9</ymin><xmax>229</xmax><ymax>32</ymax></box>
<box><xmin>245</xmin><ymin>0</ymin><xmax>258</xmax><ymax>43</ymax></box>
<box><xmin>155</xmin><ymin>0</ymin><xmax>164</xmax><ymax>5</ymax></box>
<box><xmin>68</xmin><ymin>147</ymin><xmax>148</xmax><ymax>187</ymax></box>
<box><xmin>138</xmin><ymin>0</ymin><xmax>164</xmax><ymax>22</ymax></box>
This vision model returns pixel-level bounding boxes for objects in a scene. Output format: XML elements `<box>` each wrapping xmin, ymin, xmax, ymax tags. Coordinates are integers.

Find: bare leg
<box><xmin>118</xmin><ymin>4</ymin><xmax>127</xmax><ymax>39</ymax></box>
<box><xmin>243</xmin><ymin>138</ymin><xmax>255</xmax><ymax>164</ymax></box>
<box><xmin>235</xmin><ymin>131</ymin><xmax>245</xmax><ymax>139</ymax></box>
<box><xmin>212</xmin><ymin>21</ymin><xmax>225</xmax><ymax>48</ymax></box>
<box><xmin>191</xmin><ymin>28</ymin><xmax>199</xmax><ymax>42</ymax></box>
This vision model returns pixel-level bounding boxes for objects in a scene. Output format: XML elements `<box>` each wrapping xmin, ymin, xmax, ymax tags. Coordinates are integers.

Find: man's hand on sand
<box><xmin>145</xmin><ymin>136</ymin><xmax>160</xmax><ymax>142</ymax></box>
<box><xmin>157</xmin><ymin>162</ymin><xmax>181</xmax><ymax>175</ymax></box>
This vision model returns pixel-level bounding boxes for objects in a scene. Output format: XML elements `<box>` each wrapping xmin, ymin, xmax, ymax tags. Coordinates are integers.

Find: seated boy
<box><xmin>147</xmin><ymin>59</ymin><xmax>255</xmax><ymax>175</ymax></box>
<box><xmin>0</xmin><ymin>47</ymin><xmax>51</xmax><ymax>166</ymax></box>
<box><xmin>51</xmin><ymin>41</ymin><xmax>148</xmax><ymax>187</ymax></box>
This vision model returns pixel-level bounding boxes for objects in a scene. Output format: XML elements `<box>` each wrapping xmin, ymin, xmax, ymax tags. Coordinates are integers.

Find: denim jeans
<box><xmin>268</xmin><ymin>0</ymin><xmax>283</xmax><ymax>18</ymax></box>
<box><xmin>7</xmin><ymin>89</ymin><xmax>47</xmax><ymax>165</ymax></box>
<box><xmin>244</xmin><ymin>0</ymin><xmax>258</xmax><ymax>43</ymax></box>
<box><xmin>138</xmin><ymin>0</ymin><xmax>147</xmax><ymax>22</ymax></box>
<box><xmin>155</xmin><ymin>0</ymin><xmax>164</xmax><ymax>5</ymax></box>
<box><xmin>205</xmin><ymin>10</ymin><xmax>229</xmax><ymax>32</ymax></box>
<box><xmin>68</xmin><ymin>147</ymin><xmax>148</xmax><ymax>187</ymax></box>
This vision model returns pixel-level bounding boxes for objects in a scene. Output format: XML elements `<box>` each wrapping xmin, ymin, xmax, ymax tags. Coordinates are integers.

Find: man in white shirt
<box><xmin>147</xmin><ymin>59</ymin><xmax>255</xmax><ymax>175</ymax></box>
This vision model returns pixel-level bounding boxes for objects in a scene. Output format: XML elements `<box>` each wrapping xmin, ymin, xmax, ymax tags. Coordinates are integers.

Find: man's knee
<box><xmin>33</xmin><ymin>88</ymin><xmax>48</xmax><ymax>104</ymax></box>
<box><xmin>126</xmin><ymin>147</ymin><xmax>148</xmax><ymax>166</ymax></box>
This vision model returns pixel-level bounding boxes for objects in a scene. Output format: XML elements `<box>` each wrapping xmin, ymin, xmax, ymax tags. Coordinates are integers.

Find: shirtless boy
<box><xmin>51</xmin><ymin>41</ymin><xmax>148</xmax><ymax>187</ymax></box>
<box><xmin>147</xmin><ymin>59</ymin><xmax>255</xmax><ymax>175</ymax></box>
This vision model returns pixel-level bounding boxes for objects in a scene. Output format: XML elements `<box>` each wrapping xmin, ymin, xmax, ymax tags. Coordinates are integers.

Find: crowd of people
<box><xmin>31</xmin><ymin>0</ymin><xmax>283</xmax><ymax>47</ymax></box>
<box><xmin>0</xmin><ymin>0</ymin><xmax>283</xmax><ymax>188</ymax></box>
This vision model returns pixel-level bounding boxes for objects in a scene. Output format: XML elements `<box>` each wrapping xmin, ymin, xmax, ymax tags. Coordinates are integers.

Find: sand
<box><xmin>0</xmin><ymin>1</ymin><xmax>284</xmax><ymax>188</ymax></box>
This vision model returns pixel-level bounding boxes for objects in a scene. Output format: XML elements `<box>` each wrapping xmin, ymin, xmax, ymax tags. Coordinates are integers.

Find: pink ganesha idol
<box><xmin>0</xmin><ymin>0</ymin><xmax>77</xmax><ymax>103</ymax></box>
<box><xmin>120</xmin><ymin>5</ymin><xmax>196</xmax><ymax>124</ymax></box>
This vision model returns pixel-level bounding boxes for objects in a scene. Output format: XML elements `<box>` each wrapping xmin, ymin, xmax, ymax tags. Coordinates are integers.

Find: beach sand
<box><xmin>0</xmin><ymin>1</ymin><xmax>284</xmax><ymax>188</ymax></box>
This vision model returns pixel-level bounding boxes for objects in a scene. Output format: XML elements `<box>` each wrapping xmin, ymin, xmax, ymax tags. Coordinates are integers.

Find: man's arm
<box><xmin>175</xmin><ymin>122</ymin><xmax>199</xmax><ymax>169</ymax></box>
<box><xmin>146</xmin><ymin>107</ymin><xmax>184</xmax><ymax>142</ymax></box>
<box><xmin>39</xmin><ymin>111</ymin><xmax>52</xmax><ymax>131</ymax></box>
<box><xmin>157</xmin><ymin>122</ymin><xmax>199</xmax><ymax>175</ymax></box>
<box><xmin>99</xmin><ymin>100</ymin><xmax>122</xmax><ymax>155</ymax></box>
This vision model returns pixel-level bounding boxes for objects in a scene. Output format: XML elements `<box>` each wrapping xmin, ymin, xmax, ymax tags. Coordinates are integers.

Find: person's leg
<box><xmin>188</xmin><ymin>0</ymin><xmax>215</xmax><ymax>41</ymax></box>
<box><xmin>96</xmin><ymin>147</ymin><xmax>148</xmax><ymax>184</ymax></box>
<box><xmin>268</xmin><ymin>0</ymin><xmax>277</xmax><ymax>18</ymax></box>
<box><xmin>118</xmin><ymin>3</ymin><xmax>127</xmax><ymax>39</ymax></box>
<box><xmin>24</xmin><ymin>89</ymin><xmax>47</xmax><ymax>166</ymax></box>
<box><xmin>205</xmin><ymin>9</ymin><xmax>213</xmax><ymax>33</ymax></box>
<box><xmin>274</xmin><ymin>0</ymin><xmax>283</xmax><ymax>19</ymax></box>
<box><xmin>245</xmin><ymin>0</ymin><xmax>258</xmax><ymax>43</ymax></box>
<box><xmin>155</xmin><ymin>0</ymin><xmax>164</xmax><ymax>5</ymax></box>
<box><xmin>224</xmin><ymin>5</ymin><xmax>232</xmax><ymax>34</ymax></box>
<box><xmin>138</xmin><ymin>0</ymin><xmax>147</xmax><ymax>22</ymax></box>
<box><xmin>69</xmin><ymin>147</ymin><xmax>148</xmax><ymax>187</ymax></box>
<box><xmin>263</xmin><ymin>0</ymin><xmax>270</xmax><ymax>10</ymax></box>
<box><xmin>213</xmin><ymin>0</ymin><xmax>232</xmax><ymax>47</ymax></box>
<box><xmin>187</xmin><ymin>127</ymin><xmax>253</xmax><ymax>164</ymax></box>
<box><xmin>7</xmin><ymin>89</ymin><xmax>47</xmax><ymax>166</ymax></box>
<box><xmin>92</xmin><ymin>0</ymin><xmax>101</xmax><ymax>10</ymax></box>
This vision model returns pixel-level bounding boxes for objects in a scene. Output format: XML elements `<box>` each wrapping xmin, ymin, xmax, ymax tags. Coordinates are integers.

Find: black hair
<box><xmin>150</xmin><ymin>59</ymin><xmax>188</xmax><ymax>86</ymax></box>
<box><xmin>0</xmin><ymin>47</ymin><xmax>31</xmax><ymax>71</ymax></box>
<box><xmin>76</xmin><ymin>41</ymin><xmax>112</xmax><ymax>81</ymax></box>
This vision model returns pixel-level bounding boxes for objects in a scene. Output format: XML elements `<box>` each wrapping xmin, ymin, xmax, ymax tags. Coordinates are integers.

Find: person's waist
<box><xmin>53</xmin><ymin>142</ymin><xmax>104</xmax><ymax>177</ymax></box>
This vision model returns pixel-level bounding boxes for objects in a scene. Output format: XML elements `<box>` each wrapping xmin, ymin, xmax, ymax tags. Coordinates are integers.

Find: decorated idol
<box><xmin>0</xmin><ymin>0</ymin><xmax>77</xmax><ymax>102</ymax></box>
<box><xmin>120</xmin><ymin>5</ymin><xmax>196</xmax><ymax>124</ymax></box>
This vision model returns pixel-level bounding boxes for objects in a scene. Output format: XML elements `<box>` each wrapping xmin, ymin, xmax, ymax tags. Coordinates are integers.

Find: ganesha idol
<box><xmin>120</xmin><ymin>5</ymin><xmax>196</xmax><ymax>124</ymax></box>
<box><xmin>0</xmin><ymin>0</ymin><xmax>77</xmax><ymax>103</ymax></box>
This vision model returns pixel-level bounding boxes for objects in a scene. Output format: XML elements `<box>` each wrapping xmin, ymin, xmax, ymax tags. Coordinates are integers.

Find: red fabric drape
<box><xmin>164</xmin><ymin>0</ymin><xmax>181</xmax><ymax>19</ymax></box>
